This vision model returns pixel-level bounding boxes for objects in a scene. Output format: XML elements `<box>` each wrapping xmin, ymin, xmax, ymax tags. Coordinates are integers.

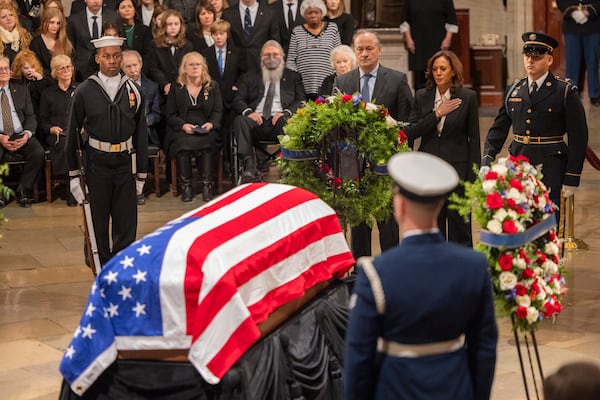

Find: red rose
<box><xmin>516</xmin><ymin>207</ymin><xmax>526</xmax><ymax>214</ymax></box>
<box><xmin>499</xmin><ymin>254</ymin><xmax>513</xmax><ymax>271</ymax></box>
<box><xmin>341</xmin><ymin>94</ymin><xmax>353</xmax><ymax>103</ymax></box>
<box><xmin>315</xmin><ymin>97</ymin><xmax>324</xmax><ymax>105</ymax></box>
<box><xmin>543</xmin><ymin>301</ymin><xmax>555</xmax><ymax>317</ymax></box>
<box><xmin>548</xmin><ymin>230</ymin><xmax>557</xmax><ymax>241</ymax></box>
<box><xmin>503</xmin><ymin>219</ymin><xmax>518</xmax><ymax>234</ymax></box>
<box><xmin>333</xmin><ymin>177</ymin><xmax>342</xmax><ymax>187</ymax></box>
<box><xmin>506</xmin><ymin>198</ymin><xmax>517</xmax><ymax>210</ymax></box>
<box><xmin>485</xmin><ymin>171</ymin><xmax>498</xmax><ymax>180</ymax></box>
<box><xmin>319</xmin><ymin>163</ymin><xmax>331</xmax><ymax>173</ymax></box>
<box><xmin>519</xmin><ymin>249</ymin><xmax>530</xmax><ymax>264</ymax></box>
<box><xmin>522</xmin><ymin>268</ymin><xmax>535</xmax><ymax>279</ymax></box>
<box><xmin>531</xmin><ymin>281</ymin><xmax>541</xmax><ymax>294</ymax></box>
<box><xmin>486</xmin><ymin>192</ymin><xmax>504</xmax><ymax>210</ymax></box>
<box><xmin>552</xmin><ymin>255</ymin><xmax>560</xmax><ymax>264</ymax></box>
<box><xmin>516</xmin><ymin>306</ymin><xmax>528</xmax><ymax>319</ymax></box>
<box><xmin>510</xmin><ymin>178</ymin><xmax>524</xmax><ymax>191</ymax></box>
<box><xmin>515</xmin><ymin>283</ymin><xmax>527</xmax><ymax>296</ymax></box>
<box><xmin>398</xmin><ymin>130</ymin><xmax>407</xmax><ymax>145</ymax></box>
<box><xmin>536</xmin><ymin>251</ymin><xmax>547</xmax><ymax>265</ymax></box>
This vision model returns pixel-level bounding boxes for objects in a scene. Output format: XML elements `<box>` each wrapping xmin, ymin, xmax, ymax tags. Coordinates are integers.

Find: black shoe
<box><xmin>239</xmin><ymin>170</ymin><xmax>257</xmax><ymax>184</ymax></box>
<box><xmin>66</xmin><ymin>192</ymin><xmax>78</xmax><ymax>207</ymax></box>
<box><xmin>202</xmin><ymin>182</ymin><xmax>214</xmax><ymax>202</ymax></box>
<box><xmin>136</xmin><ymin>194</ymin><xmax>146</xmax><ymax>205</ymax></box>
<box><xmin>181</xmin><ymin>185</ymin><xmax>194</xmax><ymax>202</ymax></box>
<box><xmin>591</xmin><ymin>97</ymin><xmax>600</xmax><ymax>105</ymax></box>
<box><xmin>16</xmin><ymin>191</ymin><xmax>32</xmax><ymax>208</ymax></box>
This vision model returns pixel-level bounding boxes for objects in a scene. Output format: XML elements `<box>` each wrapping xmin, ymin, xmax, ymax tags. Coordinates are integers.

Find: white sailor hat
<box><xmin>91</xmin><ymin>36</ymin><xmax>126</xmax><ymax>49</ymax></box>
<box><xmin>387</xmin><ymin>152</ymin><xmax>459</xmax><ymax>203</ymax></box>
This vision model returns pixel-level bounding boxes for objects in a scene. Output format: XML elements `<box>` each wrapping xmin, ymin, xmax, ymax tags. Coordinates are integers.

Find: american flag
<box><xmin>59</xmin><ymin>183</ymin><xmax>355</xmax><ymax>395</ymax></box>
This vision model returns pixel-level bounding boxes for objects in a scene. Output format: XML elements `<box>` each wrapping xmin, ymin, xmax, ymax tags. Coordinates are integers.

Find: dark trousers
<box><xmin>85</xmin><ymin>149</ymin><xmax>137</xmax><ymax>265</ymax></box>
<box><xmin>0</xmin><ymin>136</ymin><xmax>45</xmax><ymax>192</ymax></box>
<box><xmin>351</xmin><ymin>217</ymin><xmax>399</xmax><ymax>258</ymax></box>
<box><xmin>234</xmin><ymin>115</ymin><xmax>286</xmax><ymax>158</ymax></box>
<box><xmin>438</xmin><ymin>202</ymin><xmax>473</xmax><ymax>247</ymax></box>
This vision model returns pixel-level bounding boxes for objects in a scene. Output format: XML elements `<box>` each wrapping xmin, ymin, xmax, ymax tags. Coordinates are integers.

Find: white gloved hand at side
<box><xmin>136</xmin><ymin>179</ymin><xmax>145</xmax><ymax>196</ymax></box>
<box><xmin>69</xmin><ymin>178</ymin><xmax>85</xmax><ymax>204</ymax></box>
<box><xmin>572</xmin><ymin>10</ymin><xmax>588</xmax><ymax>24</ymax></box>
<box><xmin>562</xmin><ymin>185</ymin><xmax>577</xmax><ymax>198</ymax></box>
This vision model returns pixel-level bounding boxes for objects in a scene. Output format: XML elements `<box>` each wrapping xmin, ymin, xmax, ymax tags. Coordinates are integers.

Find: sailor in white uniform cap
<box><xmin>344</xmin><ymin>152</ymin><xmax>498</xmax><ymax>400</ymax></box>
<box><xmin>66</xmin><ymin>35</ymin><xmax>148</xmax><ymax>267</ymax></box>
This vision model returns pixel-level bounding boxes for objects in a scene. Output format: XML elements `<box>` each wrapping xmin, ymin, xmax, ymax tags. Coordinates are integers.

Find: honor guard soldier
<box><xmin>67</xmin><ymin>36</ymin><xmax>148</xmax><ymax>266</ymax></box>
<box><xmin>344</xmin><ymin>152</ymin><xmax>498</xmax><ymax>400</ymax></box>
<box><xmin>482</xmin><ymin>32</ymin><xmax>589</xmax><ymax>213</ymax></box>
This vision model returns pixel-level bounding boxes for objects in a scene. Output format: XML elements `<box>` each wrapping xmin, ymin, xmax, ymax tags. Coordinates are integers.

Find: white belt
<box><xmin>88</xmin><ymin>137</ymin><xmax>133</xmax><ymax>153</ymax></box>
<box><xmin>377</xmin><ymin>335</ymin><xmax>464</xmax><ymax>358</ymax></box>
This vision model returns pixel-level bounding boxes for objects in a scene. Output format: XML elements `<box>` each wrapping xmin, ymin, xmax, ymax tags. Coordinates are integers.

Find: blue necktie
<box><xmin>361</xmin><ymin>74</ymin><xmax>372</xmax><ymax>102</ymax></box>
<box><xmin>244</xmin><ymin>7</ymin><xmax>253</xmax><ymax>38</ymax></box>
<box><xmin>217</xmin><ymin>49</ymin><xmax>224</xmax><ymax>76</ymax></box>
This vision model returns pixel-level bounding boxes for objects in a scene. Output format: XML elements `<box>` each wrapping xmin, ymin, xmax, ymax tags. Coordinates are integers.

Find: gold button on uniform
<box><xmin>526</xmin><ymin>119</ymin><xmax>531</xmax><ymax>124</ymax></box>
<box><xmin>527</xmin><ymin>109</ymin><xmax>532</xmax><ymax>113</ymax></box>
<box><xmin>525</xmin><ymin>130</ymin><xmax>531</xmax><ymax>134</ymax></box>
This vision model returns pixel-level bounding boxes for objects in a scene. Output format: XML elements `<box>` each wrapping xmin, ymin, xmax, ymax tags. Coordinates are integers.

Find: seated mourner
<box><xmin>232</xmin><ymin>40</ymin><xmax>305</xmax><ymax>183</ymax></box>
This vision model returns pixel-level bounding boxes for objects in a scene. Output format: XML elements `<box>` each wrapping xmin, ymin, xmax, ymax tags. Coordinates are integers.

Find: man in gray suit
<box><xmin>67</xmin><ymin>0</ymin><xmax>119</xmax><ymax>81</ymax></box>
<box><xmin>334</xmin><ymin>29</ymin><xmax>414</xmax><ymax>258</ymax></box>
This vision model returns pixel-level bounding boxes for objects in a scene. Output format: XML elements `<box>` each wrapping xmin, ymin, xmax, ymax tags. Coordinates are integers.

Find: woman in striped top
<box><xmin>286</xmin><ymin>0</ymin><xmax>340</xmax><ymax>100</ymax></box>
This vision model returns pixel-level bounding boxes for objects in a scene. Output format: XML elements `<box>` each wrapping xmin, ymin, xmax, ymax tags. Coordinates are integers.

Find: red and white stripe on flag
<box><xmin>160</xmin><ymin>183</ymin><xmax>355</xmax><ymax>383</ymax></box>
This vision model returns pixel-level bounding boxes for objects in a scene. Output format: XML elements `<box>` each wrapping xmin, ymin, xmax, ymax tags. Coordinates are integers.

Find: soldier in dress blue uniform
<box><xmin>482</xmin><ymin>32</ymin><xmax>589</xmax><ymax>212</ymax></box>
<box><xmin>344</xmin><ymin>152</ymin><xmax>498</xmax><ymax>400</ymax></box>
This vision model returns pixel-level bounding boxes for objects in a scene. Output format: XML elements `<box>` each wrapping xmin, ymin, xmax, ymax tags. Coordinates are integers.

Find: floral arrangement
<box><xmin>278</xmin><ymin>93</ymin><xmax>410</xmax><ymax>227</ymax></box>
<box><xmin>0</xmin><ymin>163</ymin><xmax>12</xmax><ymax>238</ymax></box>
<box><xmin>451</xmin><ymin>155</ymin><xmax>566</xmax><ymax>332</ymax></box>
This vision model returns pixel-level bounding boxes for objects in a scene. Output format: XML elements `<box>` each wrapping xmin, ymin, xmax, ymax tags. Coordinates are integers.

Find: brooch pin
<box><xmin>129</xmin><ymin>91</ymin><xmax>136</xmax><ymax>109</ymax></box>
<box><xmin>204</xmin><ymin>90</ymin><xmax>209</xmax><ymax>101</ymax></box>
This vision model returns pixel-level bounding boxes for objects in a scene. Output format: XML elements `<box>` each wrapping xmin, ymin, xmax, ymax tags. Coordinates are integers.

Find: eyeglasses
<box><xmin>0</xmin><ymin>67</ymin><xmax>10</xmax><ymax>72</ymax></box>
<box><xmin>57</xmin><ymin>65</ymin><xmax>73</xmax><ymax>72</ymax></box>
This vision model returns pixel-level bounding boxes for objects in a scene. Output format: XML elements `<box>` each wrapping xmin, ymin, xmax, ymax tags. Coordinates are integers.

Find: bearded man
<box><xmin>232</xmin><ymin>40</ymin><xmax>306</xmax><ymax>183</ymax></box>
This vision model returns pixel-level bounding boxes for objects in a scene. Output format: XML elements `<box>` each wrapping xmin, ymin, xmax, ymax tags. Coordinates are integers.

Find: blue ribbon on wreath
<box><xmin>479</xmin><ymin>215</ymin><xmax>556</xmax><ymax>248</ymax></box>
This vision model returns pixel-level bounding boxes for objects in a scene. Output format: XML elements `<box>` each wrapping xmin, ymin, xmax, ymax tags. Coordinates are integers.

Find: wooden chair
<box><xmin>148</xmin><ymin>145</ymin><xmax>162</xmax><ymax>197</ymax></box>
<box><xmin>4</xmin><ymin>152</ymin><xmax>40</xmax><ymax>202</ymax></box>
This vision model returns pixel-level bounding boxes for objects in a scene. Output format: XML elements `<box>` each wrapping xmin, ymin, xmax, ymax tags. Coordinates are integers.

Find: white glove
<box><xmin>136</xmin><ymin>179</ymin><xmax>145</xmax><ymax>196</ymax></box>
<box><xmin>572</xmin><ymin>9</ymin><xmax>588</xmax><ymax>24</ymax></box>
<box><xmin>478</xmin><ymin>166</ymin><xmax>490</xmax><ymax>179</ymax></box>
<box><xmin>562</xmin><ymin>185</ymin><xmax>577</xmax><ymax>198</ymax></box>
<box><xmin>69</xmin><ymin>178</ymin><xmax>85</xmax><ymax>204</ymax></box>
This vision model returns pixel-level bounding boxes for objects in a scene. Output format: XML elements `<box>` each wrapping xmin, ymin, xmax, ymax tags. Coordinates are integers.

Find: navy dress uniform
<box><xmin>66</xmin><ymin>36</ymin><xmax>148</xmax><ymax>266</ymax></box>
<box><xmin>482</xmin><ymin>32</ymin><xmax>588</xmax><ymax>208</ymax></box>
<box><xmin>344</xmin><ymin>152</ymin><xmax>498</xmax><ymax>400</ymax></box>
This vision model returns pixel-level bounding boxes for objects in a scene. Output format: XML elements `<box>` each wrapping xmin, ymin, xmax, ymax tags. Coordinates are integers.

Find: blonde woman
<box><xmin>0</xmin><ymin>4</ymin><xmax>32</xmax><ymax>62</ymax></box>
<box><xmin>30</xmin><ymin>8</ymin><xmax>73</xmax><ymax>76</ymax></box>
<box><xmin>166</xmin><ymin>52</ymin><xmax>222</xmax><ymax>202</ymax></box>
<box><xmin>38</xmin><ymin>55</ymin><xmax>78</xmax><ymax>205</ymax></box>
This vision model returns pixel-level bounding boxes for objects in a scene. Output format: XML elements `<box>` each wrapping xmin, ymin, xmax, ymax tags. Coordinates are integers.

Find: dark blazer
<box><xmin>269</xmin><ymin>0</ymin><xmax>305</xmax><ymax>54</ymax></box>
<box><xmin>334</xmin><ymin>65</ymin><xmax>414</xmax><ymax>122</ymax></box>
<box><xmin>187</xmin><ymin>25</ymin><xmax>211</xmax><ymax>53</ymax></box>
<box><xmin>121</xmin><ymin>23</ymin><xmax>152</xmax><ymax>57</ymax></box>
<box><xmin>3</xmin><ymin>81</ymin><xmax>37</xmax><ymax>135</ymax></box>
<box><xmin>482</xmin><ymin>74</ymin><xmax>588</xmax><ymax>199</ymax></box>
<box><xmin>406</xmin><ymin>86</ymin><xmax>480</xmax><ymax>181</ymax></box>
<box><xmin>318</xmin><ymin>73</ymin><xmax>336</xmax><ymax>97</ymax></box>
<box><xmin>344</xmin><ymin>233</ymin><xmax>498</xmax><ymax>400</ymax></box>
<box><xmin>201</xmin><ymin>45</ymin><xmax>244</xmax><ymax>109</ymax></box>
<box><xmin>233</xmin><ymin>68</ymin><xmax>305</xmax><ymax>117</ymax></box>
<box><xmin>324</xmin><ymin>12</ymin><xmax>354</xmax><ymax>46</ymax></box>
<box><xmin>140</xmin><ymin>75</ymin><xmax>162</xmax><ymax>146</ymax></box>
<box><xmin>70</xmin><ymin>0</ymin><xmax>117</xmax><ymax>15</ymax></box>
<box><xmin>67</xmin><ymin>8</ymin><xmax>119</xmax><ymax>79</ymax></box>
<box><xmin>221</xmin><ymin>2</ymin><xmax>280</xmax><ymax>73</ymax></box>
<box><xmin>144</xmin><ymin>40</ymin><xmax>194</xmax><ymax>94</ymax></box>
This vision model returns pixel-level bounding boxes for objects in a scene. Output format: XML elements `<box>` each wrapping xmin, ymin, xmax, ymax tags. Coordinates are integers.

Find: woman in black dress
<box><xmin>38</xmin><ymin>55</ymin><xmax>78</xmax><ymax>205</ymax></box>
<box><xmin>117</xmin><ymin>0</ymin><xmax>151</xmax><ymax>57</ymax></box>
<box><xmin>188</xmin><ymin>2</ymin><xmax>216</xmax><ymax>53</ymax></box>
<box><xmin>323</xmin><ymin>0</ymin><xmax>354</xmax><ymax>45</ymax></box>
<box><xmin>167</xmin><ymin>51</ymin><xmax>222</xmax><ymax>202</ymax></box>
<box><xmin>318</xmin><ymin>44</ymin><xmax>356</xmax><ymax>96</ymax></box>
<box><xmin>29</xmin><ymin>7</ymin><xmax>73</xmax><ymax>77</ymax></box>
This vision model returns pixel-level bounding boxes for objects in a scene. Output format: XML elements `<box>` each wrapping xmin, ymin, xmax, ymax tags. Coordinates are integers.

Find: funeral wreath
<box><xmin>451</xmin><ymin>155</ymin><xmax>566</xmax><ymax>332</ymax></box>
<box><xmin>278</xmin><ymin>93</ymin><xmax>410</xmax><ymax>227</ymax></box>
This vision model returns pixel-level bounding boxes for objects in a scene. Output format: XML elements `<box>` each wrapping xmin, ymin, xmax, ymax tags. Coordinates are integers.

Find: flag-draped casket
<box><xmin>59</xmin><ymin>183</ymin><xmax>355</xmax><ymax>395</ymax></box>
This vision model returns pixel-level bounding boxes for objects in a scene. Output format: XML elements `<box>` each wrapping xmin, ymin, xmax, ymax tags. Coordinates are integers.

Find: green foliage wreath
<box><xmin>278</xmin><ymin>93</ymin><xmax>410</xmax><ymax>227</ymax></box>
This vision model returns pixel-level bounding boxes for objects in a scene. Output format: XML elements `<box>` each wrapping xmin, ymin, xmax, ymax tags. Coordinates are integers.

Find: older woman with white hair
<box><xmin>286</xmin><ymin>0</ymin><xmax>341</xmax><ymax>100</ymax></box>
<box><xmin>318</xmin><ymin>44</ymin><xmax>356</xmax><ymax>96</ymax></box>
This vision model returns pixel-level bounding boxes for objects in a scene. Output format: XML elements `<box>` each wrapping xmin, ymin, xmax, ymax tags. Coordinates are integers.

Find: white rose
<box><xmin>543</xmin><ymin>260</ymin><xmax>558</xmax><ymax>275</ymax></box>
<box><xmin>545</xmin><ymin>242</ymin><xmax>559</xmax><ymax>255</ymax></box>
<box><xmin>499</xmin><ymin>271</ymin><xmax>518</xmax><ymax>290</ymax></box>
<box><xmin>326</xmin><ymin>96</ymin><xmax>336</xmax><ymax>103</ymax></box>
<box><xmin>491</xmin><ymin>163</ymin><xmax>508</xmax><ymax>176</ymax></box>
<box><xmin>487</xmin><ymin>219</ymin><xmax>503</xmax><ymax>234</ymax></box>
<box><xmin>279</xmin><ymin>134</ymin><xmax>290</xmax><ymax>146</ymax></box>
<box><xmin>515</xmin><ymin>221</ymin><xmax>525</xmax><ymax>232</ymax></box>
<box><xmin>538</xmin><ymin>196</ymin><xmax>547</xmax><ymax>208</ymax></box>
<box><xmin>497</xmin><ymin>157</ymin><xmax>508</xmax><ymax>165</ymax></box>
<box><xmin>526</xmin><ymin>307</ymin><xmax>540</xmax><ymax>324</ymax></box>
<box><xmin>516</xmin><ymin>295</ymin><xmax>531</xmax><ymax>307</ymax></box>
<box><xmin>494</xmin><ymin>208</ymin><xmax>508</xmax><ymax>221</ymax></box>
<box><xmin>507</xmin><ymin>209</ymin><xmax>518</xmax><ymax>220</ymax></box>
<box><xmin>482</xmin><ymin>180</ymin><xmax>497</xmax><ymax>194</ymax></box>
<box><xmin>385</xmin><ymin>115</ymin><xmax>397</xmax><ymax>128</ymax></box>
<box><xmin>364</xmin><ymin>102</ymin><xmax>378</xmax><ymax>111</ymax></box>
<box><xmin>534</xmin><ymin>266</ymin><xmax>545</xmax><ymax>277</ymax></box>
<box><xmin>553</xmin><ymin>281</ymin><xmax>562</xmax><ymax>294</ymax></box>
<box><xmin>506</xmin><ymin>187</ymin><xmax>521</xmax><ymax>201</ymax></box>
<box><xmin>537</xmin><ymin>289</ymin><xmax>547</xmax><ymax>301</ymax></box>
<box><xmin>514</xmin><ymin>257</ymin><xmax>527</xmax><ymax>269</ymax></box>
